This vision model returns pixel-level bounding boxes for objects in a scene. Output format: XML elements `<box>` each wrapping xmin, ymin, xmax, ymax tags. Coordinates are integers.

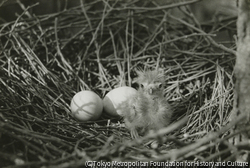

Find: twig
<box><xmin>168</xmin><ymin>14</ymin><xmax>236</xmax><ymax>56</ymax></box>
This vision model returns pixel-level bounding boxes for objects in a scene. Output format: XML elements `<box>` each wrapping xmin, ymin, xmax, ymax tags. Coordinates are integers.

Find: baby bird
<box><xmin>121</xmin><ymin>69</ymin><xmax>173</xmax><ymax>139</ymax></box>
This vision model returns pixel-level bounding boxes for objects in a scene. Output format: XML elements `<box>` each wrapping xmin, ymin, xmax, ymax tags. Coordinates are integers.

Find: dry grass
<box><xmin>0</xmin><ymin>0</ymin><xmax>246</xmax><ymax>167</ymax></box>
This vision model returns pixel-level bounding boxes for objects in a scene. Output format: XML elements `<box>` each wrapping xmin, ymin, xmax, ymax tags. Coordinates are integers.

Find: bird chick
<box><xmin>121</xmin><ymin>69</ymin><xmax>173</xmax><ymax>139</ymax></box>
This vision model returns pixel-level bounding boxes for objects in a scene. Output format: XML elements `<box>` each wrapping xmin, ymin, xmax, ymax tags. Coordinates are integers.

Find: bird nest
<box><xmin>0</xmin><ymin>0</ymin><xmax>245</xmax><ymax>167</ymax></box>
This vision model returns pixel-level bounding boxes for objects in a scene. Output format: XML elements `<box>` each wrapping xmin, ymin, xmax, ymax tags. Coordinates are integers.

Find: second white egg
<box><xmin>103</xmin><ymin>86</ymin><xmax>137</xmax><ymax>117</ymax></box>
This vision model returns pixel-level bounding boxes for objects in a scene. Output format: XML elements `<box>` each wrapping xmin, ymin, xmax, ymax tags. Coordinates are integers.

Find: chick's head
<box><xmin>135</xmin><ymin>69</ymin><xmax>165</xmax><ymax>96</ymax></box>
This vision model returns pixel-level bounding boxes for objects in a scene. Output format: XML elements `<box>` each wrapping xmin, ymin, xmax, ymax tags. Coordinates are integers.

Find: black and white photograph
<box><xmin>0</xmin><ymin>0</ymin><xmax>249</xmax><ymax>167</ymax></box>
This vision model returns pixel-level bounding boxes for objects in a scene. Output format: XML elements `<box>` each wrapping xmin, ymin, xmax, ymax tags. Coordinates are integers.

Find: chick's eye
<box><xmin>140</xmin><ymin>84</ymin><xmax>144</xmax><ymax>88</ymax></box>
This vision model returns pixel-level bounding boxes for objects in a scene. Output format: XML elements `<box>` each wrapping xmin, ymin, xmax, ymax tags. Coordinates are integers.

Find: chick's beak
<box><xmin>148</xmin><ymin>88</ymin><xmax>153</xmax><ymax>94</ymax></box>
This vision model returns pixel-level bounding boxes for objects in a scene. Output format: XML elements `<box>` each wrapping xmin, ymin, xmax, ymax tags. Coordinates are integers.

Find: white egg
<box><xmin>70</xmin><ymin>90</ymin><xmax>103</xmax><ymax>121</ymax></box>
<box><xmin>103</xmin><ymin>86</ymin><xmax>137</xmax><ymax>117</ymax></box>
